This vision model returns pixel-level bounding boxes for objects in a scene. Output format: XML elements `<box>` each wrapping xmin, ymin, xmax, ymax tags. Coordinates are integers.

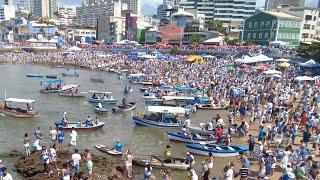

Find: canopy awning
<box><xmin>162</xmin><ymin>96</ymin><xmax>195</xmax><ymax>101</ymax></box>
<box><xmin>147</xmin><ymin>106</ymin><xmax>186</xmax><ymax>114</ymax></box>
<box><xmin>294</xmin><ymin>76</ymin><xmax>316</xmax><ymax>81</ymax></box>
<box><xmin>275</xmin><ymin>58</ymin><xmax>291</xmax><ymax>62</ymax></box>
<box><xmin>263</xmin><ymin>70</ymin><xmax>282</xmax><ymax>75</ymax></box>
<box><xmin>299</xmin><ymin>59</ymin><xmax>320</xmax><ymax>68</ymax></box>
<box><xmin>42</xmin><ymin>79</ymin><xmax>64</xmax><ymax>84</ymax></box>
<box><xmin>5</xmin><ymin>98</ymin><xmax>36</xmax><ymax>103</ymax></box>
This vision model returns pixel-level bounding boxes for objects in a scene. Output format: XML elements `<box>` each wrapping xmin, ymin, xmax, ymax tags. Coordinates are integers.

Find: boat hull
<box><xmin>45</xmin><ymin>75</ymin><xmax>58</xmax><ymax>79</ymax></box>
<box><xmin>133</xmin><ymin>158</ymin><xmax>189</xmax><ymax>170</ymax></box>
<box><xmin>57</xmin><ymin>122</ymin><xmax>105</xmax><ymax>130</ymax></box>
<box><xmin>94</xmin><ymin>107</ymin><xmax>108</xmax><ymax>113</ymax></box>
<box><xmin>59</xmin><ymin>92</ymin><xmax>86</xmax><ymax>97</ymax></box>
<box><xmin>186</xmin><ymin>144</ymin><xmax>248</xmax><ymax>157</ymax></box>
<box><xmin>90</xmin><ymin>78</ymin><xmax>105</xmax><ymax>83</ymax></box>
<box><xmin>26</xmin><ymin>74</ymin><xmax>44</xmax><ymax>78</ymax></box>
<box><xmin>61</xmin><ymin>73</ymin><xmax>79</xmax><ymax>77</ymax></box>
<box><xmin>40</xmin><ymin>89</ymin><xmax>60</xmax><ymax>93</ymax></box>
<box><xmin>167</xmin><ymin>132</ymin><xmax>216</xmax><ymax>144</ymax></box>
<box><xmin>89</xmin><ymin>98</ymin><xmax>118</xmax><ymax>104</ymax></box>
<box><xmin>197</xmin><ymin>105</ymin><xmax>229</xmax><ymax>110</ymax></box>
<box><xmin>94</xmin><ymin>144</ymin><xmax>122</xmax><ymax>156</ymax></box>
<box><xmin>0</xmin><ymin>108</ymin><xmax>37</xmax><ymax>118</ymax></box>
<box><xmin>132</xmin><ymin>116</ymin><xmax>180</xmax><ymax>128</ymax></box>
<box><xmin>112</xmin><ymin>102</ymin><xmax>136</xmax><ymax>113</ymax></box>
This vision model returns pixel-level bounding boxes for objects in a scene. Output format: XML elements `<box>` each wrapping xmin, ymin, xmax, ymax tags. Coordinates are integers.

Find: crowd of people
<box><xmin>0</xmin><ymin>44</ymin><xmax>319</xmax><ymax>180</ymax></box>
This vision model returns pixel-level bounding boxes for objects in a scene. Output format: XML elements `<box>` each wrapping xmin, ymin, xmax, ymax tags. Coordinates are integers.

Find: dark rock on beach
<box><xmin>15</xmin><ymin>150</ymin><xmax>142</xmax><ymax>180</ymax></box>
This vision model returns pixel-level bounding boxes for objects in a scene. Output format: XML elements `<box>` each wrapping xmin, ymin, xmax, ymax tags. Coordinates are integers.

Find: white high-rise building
<box><xmin>0</xmin><ymin>5</ymin><xmax>15</xmax><ymax>21</ymax></box>
<box><xmin>33</xmin><ymin>0</ymin><xmax>50</xmax><ymax>18</ymax></box>
<box><xmin>157</xmin><ymin>0</ymin><xmax>175</xmax><ymax>20</ymax></box>
<box><xmin>58</xmin><ymin>6</ymin><xmax>76</xmax><ymax>26</ymax></box>
<box><xmin>18</xmin><ymin>0</ymin><xmax>32</xmax><ymax>13</ymax></box>
<box><xmin>75</xmin><ymin>0</ymin><xmax>123</xmax><ymax>26</ymax></box>
<box><xmin>178</xmin><ymin>0</ymin><xmax>214</xmax><ymax>22</ymax></box>
<box><xmin>214</xmin><ymin>0</ymin><xmax>256</xmax><ymax>23</ymax></box>
<box><xmin>122</xmin><ymin>0</ymin><xmax>141</xmax><ymax>15</ymax></box>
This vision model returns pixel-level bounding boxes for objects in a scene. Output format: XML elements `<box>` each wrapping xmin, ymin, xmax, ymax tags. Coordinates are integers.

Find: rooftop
<box><xmin>262</xmin><ymin>11</ymin><xmax>300</xmax><ymax>19</ymax></box>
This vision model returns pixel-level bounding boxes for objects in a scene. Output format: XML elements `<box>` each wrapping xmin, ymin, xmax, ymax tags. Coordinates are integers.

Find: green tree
<box><xmin>243</xmin><ymin>39</ymin><xmax>255</xmax><ymax>46</ymax></box>
<box><xmin>189</xmin><ymin>34</ymin><xmax>203</xmax><ymax>45</ymax></box>
<box><xmin>298</xmin><ymin>39</ymin><xmax>320</xmax><ymax>61</ymax></box>
<box><xmin>170</xmin><ymin>48</ymin><xmax>179</xmax><ymax>56</ymax></box>
<box><xmin>207</xmin><ymin>20</ymin><xmax>226</xmax><ymax>35</ymax></box>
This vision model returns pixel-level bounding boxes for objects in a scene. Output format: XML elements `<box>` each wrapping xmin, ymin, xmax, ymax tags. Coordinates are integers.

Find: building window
<box><xmin>247</xmin><ymin>33</ymin><xmax>251</xmax><ymax>39</ymax></box>
<box><xmin>259</xmin><ymin>33</ymin><xmax>262</xmax><ymax>39</ymax></box>
<box><xmin>253</xmin><ymin>33</ymin><xmax>256</xmax><ymax>39</ymax></box>
<box><xmin>265</xmin><ymin>33</ymin><xmax>268</xmax><ymax>38</ymax></box>
<box><xmin>248</xmin><ymin>22</ymin><xmax>252</xmax><ymax>28</ymax></box>
<box><xmin>303</xmin><ymin>24</ymin><xmax>311</xmax><ymax>30</ymax></box>
<box><xmin>310</xmin><ymin>34</ymin><xmax>314</xmax><ymax>38</ymax></box>
<box><xmin>261</xmin><ymin>21</ymin><xmax>264</xmax><ymax>28</ymax></box>
<box><xmin>305</xmin><ymin>15</ymin><xmax>312</xmax><ymax>20</ymax></box>
<box><xmin>312</xmin><ymin>25</ymin><xmax>315</xmax><ymax>30</ymax></box>
<box><xmin>302</xmin><ymin>33</ymin><xmax>309</xmax><ymax>39</ymax></box>
<box><xmin>254</xmin><ymin>22</ymin><xmax>258</xmax><ymax>28</ymax></box>
<box><xmin>313</xmin><ymin>16</ymin><xmax>317</xmax><ymax>21</ymax></box>
<box><xmin>266</xmin><ymin>21</ymin><xmax>270</xmax><ymax>27</ymax></box>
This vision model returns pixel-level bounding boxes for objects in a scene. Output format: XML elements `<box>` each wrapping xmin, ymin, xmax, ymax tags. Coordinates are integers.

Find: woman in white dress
<box><xmin>280</xmin><ymin>147</ymin><xmax>292</xmax><ymax>169</ymax></box>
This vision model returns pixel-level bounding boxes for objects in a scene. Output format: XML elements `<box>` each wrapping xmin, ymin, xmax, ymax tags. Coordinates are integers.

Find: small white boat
<box><xmin>94</xmin><ymin>144</ymin><xmax>122</xmax><ymax>156</ymax></box>
<box><xmin>40</xmin><ymin>79</ymin><xmax>64</xmax><ymax>93</ymax></box>
<box><xmin>59</xmin><ymin>85</ymin><xmax>86</xmax><ymax>97</ymax></box>
<box><xmin>167</xmin><ymin>132</ymin><xmax>217</xmax><ymax>144</ymax></box>
<box><xmin>90</xmin><ymin>77</ymin><xmax>105</xmax><ymax>83</ymax></box>
<box><xmin>133</xmin><ymin>156</ymin><xmax>189</xmax><ymax>170</ymax></box>
<box><xmin>112</xmin><ymin>102</ymin><xmax>136</xmax><ymax>113</ymax></box>
<box><xmin>88</xmin><ymin>91</ymin><xmax>118</xmax><ymax>104</ymax></box>
<box><xmin>0</xmin><ymin>98</ymin><xmax>38</xmax><ymax>118</ymax></box>
<box><xmin>94</xmin><ymin>107</ymin><xmax>108</xmax><ymax>113</ymax></box>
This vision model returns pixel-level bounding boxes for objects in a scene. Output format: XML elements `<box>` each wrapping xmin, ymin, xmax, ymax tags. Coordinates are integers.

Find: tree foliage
<box><xmin>189</xmin><ymin>34</ymin><xmax>203</xmax><ymax>45</ymax></box>
<box><xmin>298</xmin><ymin>39</ymin><xmax>320</xmax><ymax>61</ymax></box>
<box><xmin>170</xmin><ymin>48</ymin><xmax>179</xmax><ymax>56</ymax></box>
<box><xmin>207</xmin><ymin>20</ymin><xmax>226</xmax><ymax>35</ymax></box>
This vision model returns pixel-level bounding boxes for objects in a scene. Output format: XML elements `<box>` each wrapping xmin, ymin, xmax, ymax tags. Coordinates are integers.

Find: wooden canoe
<box><xmin>94</xmin><ymin>144</ymin><xmax>122</xmax><ymax>156</ymax></box>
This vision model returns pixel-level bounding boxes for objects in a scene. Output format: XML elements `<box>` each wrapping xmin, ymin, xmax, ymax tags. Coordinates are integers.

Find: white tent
<box><xmin>299</xmin><ymin>59</ymin><xmax>320</xmax><ymax>68</ymax></box>
<box><xmin>68</xmin><ymin>46</ymin><xmax>82</xmax><ymax>52</ymax></box>
<box><xmin>203</xmin><ymin>36</ymin><xmax>224</xmax><ymax>45</ymax></box>
<box><xmin>49</xmin><ymin>39</ymin><xmax>58</xmax><ymax>43</ymax></box>
<box><xmin>263</xmin><ymin>70</ymin><xmax>282</xmax><ymax>75</ymax></box>
<box><xmin>270</xmin><ymin>41</ymin><xmax>288</xmax><ymax>45</ymax></box>
<box><xmin>203</xmin><ymin>55</ymin><xmax>216</xmax><ymax>58</ymax></box>
<box><xmin>294</xmin><ymin>76</ymin><xmax>316</xmax><ymax>81</ymax></box>
<box><xmin>275</xmin><ymin>58</ymin><xmax>291</xmax><ymax>62</ymax></box>
<box><xmin>39</xmin><ymin>38</ymin><xmax>49</xmax><ymax>43</ymax></box>
<box><xmin>140</xmin><ymin>54</ymin><xmax>156</xmax><ymax>59</ymax></box>
<box><xmin>26</xmin><ymin>38</ymin><xmax>38</xmax><ymax>42</ymax></box>
<box><xmin>235</xmin><ymin>54</ymin><xmax>273</xmax><ymax>64</ymax></box>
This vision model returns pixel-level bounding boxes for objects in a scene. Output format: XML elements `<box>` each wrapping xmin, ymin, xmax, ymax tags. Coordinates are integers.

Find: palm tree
<box><xmin>189</xmin><ymin>34</ymin><xmax>203</xmax><ymax>46</ymax></box>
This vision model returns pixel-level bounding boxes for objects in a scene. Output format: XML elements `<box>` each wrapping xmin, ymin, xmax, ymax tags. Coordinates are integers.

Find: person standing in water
<box><xmin>84</xmin><ymin>149</ymin><xmax>93</xmax><ymax>179</ymax></box>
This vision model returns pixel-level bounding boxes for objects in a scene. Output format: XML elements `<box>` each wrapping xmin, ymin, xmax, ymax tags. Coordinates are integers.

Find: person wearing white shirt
<box><xmin>184</xmin><ymin>118</ymin><xmax>191</xmax><ymax>127</ymax></box>
<box><xmin>226</xmin><ymin>163</ymin><xmax>234</xmax><ymax>180</ymax></box>
<box><xmin>187</xmin><ymin>167</ymin><xmax>198</xmax><ymax>180</ymax></box>
<box><xmin>71</xmin><ymin>149</ymin><xmax>81</xmax><ymax>174</ymax></box>
<box><xmin>69</xmin><ymin>129</ymin><xmax>77</xmax><ymax>149</ymax></box>
<box><xmin>2</xmin><ymin>169</ymin><xmax>13</xmax><ymax>180</ymax></box>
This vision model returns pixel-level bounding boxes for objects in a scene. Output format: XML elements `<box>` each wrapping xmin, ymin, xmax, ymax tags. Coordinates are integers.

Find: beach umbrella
<box><xmin>279</xmin><ymin>62</ymin><xmax>290</xmax><ymax>68</ymax></box>
<box><xmin>226</xmin><ymin>66</ymin><xmax>235</xmax><ymax>71</ymax></box>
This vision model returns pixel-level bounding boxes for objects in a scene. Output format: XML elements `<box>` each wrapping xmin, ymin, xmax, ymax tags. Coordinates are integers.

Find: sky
<box><xmin>57</xmin><ymin>0</ymin><xmax>162</xmax><ymax>15</ymax></box>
